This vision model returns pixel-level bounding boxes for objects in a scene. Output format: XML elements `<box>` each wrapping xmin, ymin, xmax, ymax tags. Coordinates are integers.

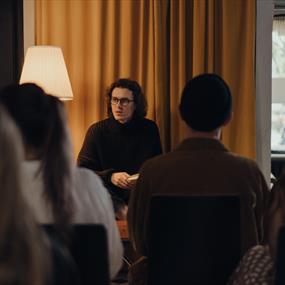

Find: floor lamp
<box><xmin>20</xmin><ymin>46</ymin><xmax>73</xmax><ymax>100</ymax></box>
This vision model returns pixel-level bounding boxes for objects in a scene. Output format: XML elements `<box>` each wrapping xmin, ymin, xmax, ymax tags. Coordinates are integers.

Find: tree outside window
<box><xmin>272</xmin><ymin>17</ymin><xmax>285</xmax><ymax>152</ymax></box>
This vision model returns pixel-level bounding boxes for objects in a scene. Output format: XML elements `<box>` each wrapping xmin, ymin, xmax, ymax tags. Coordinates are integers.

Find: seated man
<box><xmin>127</xmin><ymin>73</ymin><xmax>270</xmax><ymax>283</ymax></box>
<box><xmin>77</xmin><ymin>79</ymin><xmax>162</xmax><ymax>219</ymax></box>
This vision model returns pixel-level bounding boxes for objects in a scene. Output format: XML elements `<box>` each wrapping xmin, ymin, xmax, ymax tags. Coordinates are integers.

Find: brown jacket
<box><xmin>128</xmin><ymin>138</ymin><xmax>270</xmax><ymax>257</ymax></box>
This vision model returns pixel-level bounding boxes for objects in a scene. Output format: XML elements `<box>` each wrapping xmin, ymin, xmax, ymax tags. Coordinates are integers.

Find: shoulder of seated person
<box><xmin>90</xmin><ymin>118</ymin><xmax>111</xmax><ymax>130</ymax></box>
<box><xmin>139</xmin><ymin>153</ymin><xmax>167</xmax><ymax>172</ymax></box>
<box><xmin>74</xmin><ymin>166</ymin><xmax>103</xmax><ymax>184</ymax></box>
<box><xmin>225</xmin><ymin>153</ymin><xmax>263</xmax><ymax>174</ymax></box>
<box><xmin>141</xmin><ymin>118</ymin><xmax>158</xmax><ymax>127</ymax></box>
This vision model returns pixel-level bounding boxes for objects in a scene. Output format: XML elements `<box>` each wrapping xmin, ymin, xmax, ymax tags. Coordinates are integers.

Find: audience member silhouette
<box><xmin>0</xmin><ymin>83</ymin><xmax>123</xmax><ymax>278</ymax></box>
<box><xmin>127</xmin><ymin>73</ymin><xmax>270</xmax><ymax>285</ymax></box>
<box><xmin>0</xmin><ymin>106</ymin><xmax>49</xmax><ymax>285</ymax></box>
<box><xmin>228</xmin><ymin>175</ymin><xmax>285</xmax><ymax>285</ymax></box>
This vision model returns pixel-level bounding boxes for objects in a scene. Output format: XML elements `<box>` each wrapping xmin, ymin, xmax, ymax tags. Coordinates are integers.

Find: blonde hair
<box><xmin>0</xmin><ymin>106</ymin><xmax>49</xmax><ymax>285</ymax></box>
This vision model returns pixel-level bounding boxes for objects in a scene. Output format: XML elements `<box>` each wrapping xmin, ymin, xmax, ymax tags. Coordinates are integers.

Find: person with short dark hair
<box><xmin>127</xmin><ymin>73</ymin><xmax>269</xmax><ymax>285</ymax></box>
<box><xmin>179</xmin><ymin>73</ymin><xmax>232</xmax><ymax>132</ymax></box>
<box><xmin>77</xmin><ymin>78</ymin><xmax>162</xmax><ymax>218</ymax></box>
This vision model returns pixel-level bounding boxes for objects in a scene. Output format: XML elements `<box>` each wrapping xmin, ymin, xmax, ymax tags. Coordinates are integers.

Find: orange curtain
<box><xmin>35</xmin><ymin>0</ymin><xmax>256</xmax><ymax>159</ymax></box>
<box><xmin>169</xmin><ymin>0</ymin><xmax>256</xmax><ymax>158</ymax></box>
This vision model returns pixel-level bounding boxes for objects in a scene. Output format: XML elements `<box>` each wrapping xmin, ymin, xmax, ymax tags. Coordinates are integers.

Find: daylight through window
<box><xmin>272</xmin><ymin>16</ymin><xmax>285</xmax><ymax>152</ymax></box>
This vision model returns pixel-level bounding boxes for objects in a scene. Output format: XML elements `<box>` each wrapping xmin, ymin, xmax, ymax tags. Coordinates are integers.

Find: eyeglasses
<box><xmin>111</xmin><ymin>97</ymin><xmax>134</xmax><ymax>106</ymax></box>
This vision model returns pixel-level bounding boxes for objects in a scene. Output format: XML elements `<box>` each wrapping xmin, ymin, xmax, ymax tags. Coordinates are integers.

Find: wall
<box><xmin>23</xmin><ymin>0</ymin><xmax>34</xmax><ymax>53</ymax></box>
<box><xmin>256</xmin><ymin>0</ymin><xmax>274</xmax><ymax>184</ymax></box>
<box><xmin>0</xmin><ymin>0</ymin><xmax>23</xmax><ymax>89</ymax></box>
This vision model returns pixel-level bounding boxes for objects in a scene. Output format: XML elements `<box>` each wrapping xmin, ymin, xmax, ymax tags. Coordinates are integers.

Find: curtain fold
<box><xmin>35</xmin><ymin>0</ymin><xmax>256</xmax><ymax>159</ymax></box>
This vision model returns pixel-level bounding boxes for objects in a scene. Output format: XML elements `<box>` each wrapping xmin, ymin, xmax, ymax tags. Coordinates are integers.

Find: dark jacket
<box><xmin>78</xmin><ymin>116</ymin><xmax>162</xmax><ymax>203</ymax></box>
<box><xmin>128</xmin><ymin>137</ymin><xmax>270</xmax><ymax>256</ymax></box>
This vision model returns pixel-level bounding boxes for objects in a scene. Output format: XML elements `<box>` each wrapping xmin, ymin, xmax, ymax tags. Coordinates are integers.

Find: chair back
<box><xmin>275</xmin><ymin>225</ymin><xmax>285</xmax><ymax>285</ymax></box>
<box><xmin>43</xmin><ymin>224</ymin><xmax>110</xmax><ymax>285</ymax></box>
<box><xmin>148</xmin><ymin>195</ymin><xmax>241</xmax><ymax>285</ymax></box>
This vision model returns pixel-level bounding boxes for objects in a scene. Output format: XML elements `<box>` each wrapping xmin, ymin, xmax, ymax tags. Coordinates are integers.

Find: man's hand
<box><xmin>111</xmin><ymin>172</ymin><xmax>133</xmax><ymax>190</ymax></box>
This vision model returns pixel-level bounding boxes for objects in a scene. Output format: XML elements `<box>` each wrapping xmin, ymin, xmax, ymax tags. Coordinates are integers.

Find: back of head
<box><xmin>0</xmin><ymin>83</ymin><xmax>74</xmax><ymax>241</ymax></box>
<box><xmin>0</xmin><ymin>105</ymin><xmax>49</xmax><ymax>285</ymax></box>
<box><xmin>0</xmin><ymin>83</ymin><xmax>54</xmax><ymax>154</ymax></box>
<box><xmin>179</xmin><ymin>73</ymin><xmax>232</xmax><ymax>132</ymax></box>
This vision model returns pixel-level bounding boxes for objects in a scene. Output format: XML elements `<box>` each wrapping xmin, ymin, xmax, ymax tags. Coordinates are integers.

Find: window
<box><xmin>272</xmin><ymin>16</ymin><xmax>285</xmax><ymax>152</ymax></box>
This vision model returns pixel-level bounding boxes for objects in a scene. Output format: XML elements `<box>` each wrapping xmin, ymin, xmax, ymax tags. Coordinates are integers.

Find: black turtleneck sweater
<box><xmin>77</xmin><ymin>116</ymin><xmax>162</xmax><ymax>203</ymax></box>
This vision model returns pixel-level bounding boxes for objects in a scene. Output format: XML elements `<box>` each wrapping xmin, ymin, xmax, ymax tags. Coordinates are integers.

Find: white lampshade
<box><xmin>20</xmin><ymin>46</ymin><xmax>73</xmax><ymax>100</ymax></box>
